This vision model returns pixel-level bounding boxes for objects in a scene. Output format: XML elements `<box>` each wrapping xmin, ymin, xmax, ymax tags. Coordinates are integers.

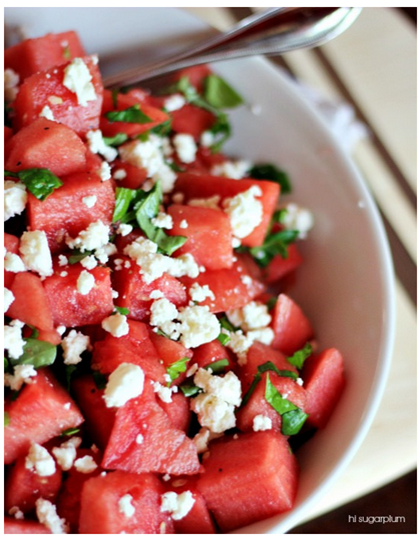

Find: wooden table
<box><xmin>185</xmin><ymin>7</ymin><xmax>417</xmax><ymax>533</ymax></box>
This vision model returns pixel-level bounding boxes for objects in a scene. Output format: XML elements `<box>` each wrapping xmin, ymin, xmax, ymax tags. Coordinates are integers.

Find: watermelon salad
<box><xmin>4</xmin><ymin>30</ymin><xmax>345</xmax><ymax>534</ymax></box>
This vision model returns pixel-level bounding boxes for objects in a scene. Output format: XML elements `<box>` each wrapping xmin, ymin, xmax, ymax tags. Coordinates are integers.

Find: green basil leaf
<box><xmin>4</xmin><ymin>412</ymin><xmax>10</xmax><ymax>427</ymax></box>
<box><xmin>103</xmin><ymin>132</ymin><xmax>128</xmax><ymax>147</ymax></box>
<box><xmin>167</xmin><ymin>356</ymin><xmax>190</xmax><ymax>384</ymax></box>
<box><xmin>114</xmin><ymin>306</ymin><xmax>130</xmax><ymax>316</ymax></box>
<box><xmin>93</xmin><ymin>371</ymin><xmax>107</xmax><ymax>390</ymax></box>
<box><xmin>65</xmin><ymin>365</ymin><xmax>78</xmax><ymax>392</ymax></box>
<box><xmin>180</xmin><ymin>380</ymin><xmax>202</xmax><ymax>398</ymax></box>
<box><xmin>113</xmin><ymin>187</ymin><xmax>137</xmax><ymax>223</ymax></box>
<box><xmin>9</xmin><ymin>338</ymin><xmax>56</xmax><ymax>369</ymax></box>
<box><xmin>153</xmin><ymin>231</ymin><xmax>187</xmax><ymax>257</ymax></box>
<box><xmin>204</xmin><ymin>74</ymin><xmax>244</xmax><ymax>109</ymax></box>
<box><xmin>286</xmin><ymin>343</ymin><xmax>313</xmax><ymax>370</ymax></box>
<box><xmin>241</xmin><ymin>361</ymin><xmax>298</xmax><ymax>407</ymax></box>
<box><xmin>206</xmin><ymin>358</ymin><xmax>229</xmax><ymax>374</ymax></box>
<box><xmin>217</xmin><ymin>333</ymin><xmax>230</xmax><ymax>346</ymax></box>
<box><xmin>208</xmin><ymin>113</ymin><xmax>231</xmax><ymax>153</ymax></box>
<box><xmin>4</xmin><ymin>170</ymin><xmax>19</xmax><ymax>178</ymax></box>
<box><xmin>249</xmin><ymin>164</ymin><xmax>292</xmax><ymax>194</ymax></box>
<box><xmin>281</xmin><ymin>408</ymin><xmax>308</xmax><ymax>436</ymax></box>
<box><xmin>105</xmin><ymin>104</ymin><xmax>152</xmax><ymax>124</ymax></box>
<box><xmin>111</xmin><ymin>88</ymin><xmax>119</xmax><ymax>108</ymax></box>
<box><xmin>249</xmin><ymin>229</ymin><xmax>299</xmax><ymax>267</ymax></box>
<box><xmin>15</xmin><ymin>168</ymin><xmax>63</xmax><ymax>201</ymax></box>
<box><xmin>151</xmin><ymin>117</ymin><xmax>172</xmax><ymax>136</ymax></box>
<box><xmin>266</xmin><ymin>297</ymin><xmax>278</xmax><ymax>311</ymax></box>
<box><xmin>4</xmin><ymin>357</ymin><xmax>11</xmax><ymax>373</ymax></box>
<box><xmin>62</xmin><ymin>44</ymin><xmax>71</xmax><ymax>60</ymax></box>
<box><xmin>68</xmin><ymin>250</ymin><xmax>92</xmax><ymax>265</ymax></box>
<box><xmin>61</xmin><ymin>427</ymin><xmax>80</xmax><ymax>437</ymax></box>
<box><xmin>219</xmin><ymin>316</ymin><xmax>237</xmax><ymax>333</ymax></box>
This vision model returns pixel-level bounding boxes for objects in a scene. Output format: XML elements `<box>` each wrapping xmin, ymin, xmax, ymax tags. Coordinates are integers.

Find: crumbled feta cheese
<box><xmin>56</xmin><ymin>325</ymin><xmax>66</xmax><ymax>336</ymax></box>
<box><xmin>173</xmin><ymin>133</ymin><xmax>197</xmax><ymax>164</ymax></box>
<box><xmin>82</xmin><ymin>195</ymin><xmax>97</xmax><ymax>208</ymax></box>
<box><xmin>94</xmin><ymin>242</ymin><xmax>117</xmax><ymax>264</ymax></box>
<box><xmin>66</xmin><ymin>220</ymin><xmax>109</xmax><ymax>252</ymax></box>
<box><xmin>103</xmin><ymin>362</ymin><xmax>145</xmax><ymax>408</ymax></box>
<box><xmin>98</xmin><ymin>161</ymin><xmax>111</xmax><ymax>181</ymax></box>
<box><xmin>179</xmin><ymin>219</ymin><xmax>188</xmax><ymax>229</ymax></box>
<box><xmin>296</xmin><ymin>377</ymin><xmax>304</xmax><ymax>386</ymax></box>
<box><xmin>4</xmin><ymin>321</ymin><xmax>26</xmax><ymax>359</ymax></box>
<box><xmin>4</xmin><ymin>287</ymin><xmax>15</xmax><ymax>312</ymax></box>
<box><xmin>211</xmin><ymin>159</ymin><xmax>251</xmax><ymax>180</ymax></box>
<box><xmin>240</xmin><ymin>274</ymin><xmax>252</xmax><ymax>287</ymax></box>
<box><xmin>80</xmin><ymin>255</ymin><xmax>98</xmax><ymax>270</ymax></box>
<box><xmin>153</xmin><ymin>381</ymin><xmax>174</xmax><ymax>403</ymax></box>
<box><xmin>86</xmin><ymin>129</ymin><xmax>118</xmax><ymax>162</ymax></box>
<box><xmin>58</xmin><ymin>254</ymin><xmax>68</xmax><ymax>267</ymax></box>
<box><xmin>4</xmin><ymin>364</ymin><xmax>37</xmax><ymax>391</ymax></box>
<box><xmin>151</xmin><ymin>212</ymin><xmax>173</xmax><ymax>229</ymax></box>
<box><xmin>194</xmin><ymin>369</ymin><xmax>242</xmax><ymax>407</ymax></box>
<box><xmin>152</xmin><ymin>162</ymin><xmax>177</xmax><ymax>194</ymax></box>
<box><xmin>226</xmin><ymin>301</ymin><xmax>271</xmax><ymax>331</ymax></box>
<box><xmin>253</xmin><ymin>414</ymin><xmax>273</xmax><ymax>432</ymax></box>
<box><xmin>62</xmin><ymin>57</ymin><xmax>96</xmax><ymax>107</ymax></box>
<box><xmin>281</xmin><ymin>203</ymin><xmax>314</xmax><ymax>239</ymax></box>
<box><xmin>4</xmin><ymin>68</ymin><xmax>20</xmax><ymax>102</ymax></box>
<box><xmin>116</xmin><ymin>223</ymin><xmax>133</xmax><ymax>237</ymax></box>
<box><xmin>124</xmin><ymin>236</ymin><xmax>200</xmax><ymax>284</ymax></box>
<box><xmin>60</xmin><ymin>271</ymin><xmax>68</xmax><ymax>277</ymax></box>
<box><xmin>61</xmin><ymin>330</ymin><xmax>90</xmax><ymax>365</ymax></box>
<box><xmin>52</xmin><ymin>443</ymin><xmax>77</xmax><ymax>471</ymax></box>
<box><xmin>200</xmin><ymin>130</ymin><xmax>215</xmax><ymax>148</ymax></box>
<box><xmin>188</xmin><ymin>283</ymin><xmax>215</xmax><ymax>303</ymax></box>
<box><xmin>150</xmin><ymin>298</ymin><xmax>179</xmax><ymax>338</ymax></box>
<box><xmin>149</xmin><ymin>289</ymin><xmax>164</xmax><ymax>300</ymax></box>
<box><xmin>247</xmin><ymin>327</ymin><xmax>275</xmax><ymax>347</ymax></box>
<box><xmin>163</xmin><ymin>93</ymin><xmax>186</xmax><ymax>112</ymax></box>
<box><xmin>118</xmin><ymin>494</ymin><xmax>135</xmax><ymax>518</ymax></box>
<box><xmin>48</xmin><ymin>95</ymin><xmax>63</xmax><ymax>105</ymax></box>
<box><xmin>172</xmin><ymin>192</ymin><xmax>185</xmax><ymax>204</ymax></box>
<box><xmin>4</xmin><ymin>180</ymin><xmax>27</xmax><ymax>221</ymax></box>
<box><xmin>113</xmin><ymin>168</ymin><xmax>127</xmax><ymax>180</ymax></box>
<box><xmin>222</xmin><ymin>186</ymin><xmax>263</xmax><ymax>239</ymax></box>
<box><xmin>177</xmin><ymin>305</ymin><xmax>220</xmax><ymax>349</ymax></box>
<box><xmin>186</xmin><ymin>363</ymin><xmax>198</xmax><ymax>378</ymax></box>
<box><xmin>101</xmin><ymin>313</ymin><xmax>129</xmax><ymax>338</ymax></box>
<box><xmin>39</xmin><ymin>105</ymin><xmax>56</xmax><ymax>121</ymax></box>
<box><xmin>76</xmin><ymin>270</ymin><xmax>95</xmax><ymax>295</ymax></box>
<box><xmin>35</xmin><ymin>498</ymin><xmax>69</xmax><ymax>534</ymax></box>
<box><xmin>119</xmin><ymin>136</ymin><xmax>164</xmax><ymax>177</ymax></box>
<box><xmin>188</xmin><ymin>195</ymin><xmax>221</xmax><ymax>210</ymax></box>
<box><xmin>74</xmin><ymin>455</ymin><xmax>98</xmax><ymax>474</ymax></box>
<box><xmin>8</xmin><ymin>506</ymin><xmax>24</xmax><ymax>520</ymax></box>
<box><xmin>192</xmin><ymin>427</ymin><xmax>223</xmax><ymax>454</ymax></box>
<box><xmin>160</xmin><ymin>491</ymin><xmax>195</xmax><ymax>521</ymax></box>
<box><xmin>25</xmin><ymin>443</ymin><xmax>56</xmax><ymax>477</ymax></box>
<box><xmin>136</xmin><ymin>433</ymin><xmax>144</xmax><ymax>444</ymax></box>
<box><xmin>232</xmin><ymin>237</ymin><xmax>241</xmax><ymax>248</ymax></box>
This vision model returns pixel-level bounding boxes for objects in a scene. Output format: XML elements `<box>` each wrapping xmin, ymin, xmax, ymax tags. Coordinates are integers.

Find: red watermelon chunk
<box><xmin>302</xmin><ymin>348</ymin><xmax>345</xmax><ymax>429</ymax></box>
<box><xmin>27</xmin><ymin>172</ymin><xmax>115</xmax><ymax>252</ymax></box>
<box><xmin>197</xmin><ymin>431</ymin><xmax>298</xmax><ymax>532</ymax></box>
<box><xmin>100</xmin><ymin>89</ymin><xmax>169</xmax><ymax>138</ymax></box>
<box><xmin>5</xmin><ymin>448</ymin><xmax>62</xmax><ymax>514</ymax></box>
<box><xmin>71</xmin><ymin>375</ymin><xmax>116</xmax><ymax>450</ymax></box>
<box><xmin>43</xmin><ymin>264</ymin><xmax>114</xmax><ymax>327</ymax></box>
<box><xmin>171</xmin><ymin>104</ymin><xmax>215</xmax><ymax>140</ymax></box>
<box><xmin>167</xmin><ymin>204</ymin><xmax>234</xmax><ymax>270</ymax></box>
<box><xmin>4</xmin><ymin>518</ymin><xmax>51</xmax><ymax>534</ymax></box>
<box><xmin>5</xmin><ymin>31</ymin><xmax>85</xmax><ymax>81</ymax></box>
<box><xmin>174</xmin><ymin>172</ymin><xmax>280</xmax><ymax>247</ymax></box>
<box><xmin>264</xmin><ymin>243</ymin><xmax>303</xmax><ymax>284</ymax></box>
<box><xmin>79</xmin><ymin>471</ymin><xmax>174</xmax><ymax>534</ymax></box>
<box><xmin>5</xmin><ymin>118</ymin><xmax>87</xmax><ymax>177</ymax></box>
<box><xmin>4</xmin><ymin>369</ymin><xmax>84</xmax><ymax>464</ymax></box>
<box><xmin>181</xmin><ymin>256</ymin><xmax>265</xmax><ymax>313</ymax></box>
<box><xmin>111</xmin><ymin>160</ymin><xmax>148</xmax><ymax>189</ymax></box>
<box><xmin>7</xmin><ymin>272</ymin><xmax>54</xmax><ymax>331</ymax></box>
<box><xmin>4</xmin><ymin>233</ymin><xmax>21</xmax><ymax>289</ymax></box>
<box><xmin>92</xmin><ymin>319</ymin><xmax>166</xmax><ymax>382</ymax></box>
<box><xmin>236</xmin><ymin>372</ymin><xmax>307</xmax><ymax>433</ymax></box>
<box><xmin>157</xmin><ymin>392</ymin><xmax>191</xmax><ymax>433</ymax></box>
<box><xmin>102</xmin><ymin>382</ymin><xmax>201</xmax><ymax>476</ymax></box>
<box><xmin>173</xmin><ymin>65</ymin><xmax>212</xmax><ymax>92</ymax></box>
<box><xmin>13</xmin><ymin>56</ymin><xmax>104</xmax><ymax>136</ymax></box>
<box><xmin>271</xmin><ymin>293</ymin><xmax>314</xmax><ymax>355</ymax></box>
<box><xmin>111</xmin><ymin>256</ymin><xmax>188</xmax><ymax>321</ymax></box>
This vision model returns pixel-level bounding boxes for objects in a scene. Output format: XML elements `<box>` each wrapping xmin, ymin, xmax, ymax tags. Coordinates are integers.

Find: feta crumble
<box><xmin>63</xmin><ymin>57</ymin><xmax>96</xmax><ymax>107</ymax></box>
<box><xmin>80</xmin><ymin>255</ymin><xmax>98</xmax><ymax>270</ymax></box>
<box><xmin>118</xmin><ymin>494</ymin><xmax>135</xmax><ymax>518</ymax></box>
<box><xmin>74</xmin><ymin>455</ymin><xmax>98</xmax><ymax>473</ymax></box>
<box><xmin>113</xmin><ymin>168</ymin><xmax>127</xmax><ymax>180</ymax></box>
<box><xmin>101</xmin><ymin>313</ymin><xmax>129</xmax><ymax>338</ymax></box>
<box><xmin>188</xmin><ymin>283</ymin><xmax>215</xmax><ymax>303</ymax></box>
<box><xmin>151</xmin><ymin>212</ymin><xmax>173</xmax><ymax>229</ymax></box>
<box><xmin>8</xmin><ymin>506</ymin><xmax>24</xmax><ymax>520</ymax></box>
<box><xmin>119</xmin><ymin>136</ymin><xmax>164</xmax><ymax>177</ymax></box>
<box><xmin>253</xmin><ymin>414</ymin><xmax>273</xmax><ymax>432</ymax></box>
<box><xmin>98</xmin><ymin>161</ymin><xmax>112</xmax><ymax>181</ymax></box>
<box><xmin>86</xmin><ymin>129</ymin><xmax>118</xmax><ymax>162</ymax></box>
<box><xmin>211</xmin><ymin>159</ymin><xmax>251</xmax><ymax>180</ymax></box>
<box><xmin>4</xmin><ymin>68</ymin><xmax>20</xmax><ymax>102</ymax></box>
<box><xmin>116</xmin><ymin>223</ymin><xmax>133</xmax><ymax>237</ymax></box>
<box><xmin>177</xmin><ymin>305</ymin><xmax>220</xmax><ymax>349</ymax></box>
<box><xmin>61</xmin><ymin>330</ymin><xmax>90</xmax><ymax>365</ymax></box>
<box><xmin>76</xmin><ymin>270</ymin><xmax>95</xmax><ymax>295</ymax></box>
<box><xmin>188</xmin><ymin>195</ymin><xmax>221</xmax><ymax>210</ymax></box>
<box><xmin>25</xmin><ymin>443</ymin><xmax>56</xmax><ymax>477</ymax></box>
<box><xmin>39</xmin><ymin>105</ymin><xmax>56</xmax><ymax>121</ymax></box>
<box><xmin>281</xmin><ymin>203</ymin><xmax>314</xmax><ymax>239</ymax></box>
<box><xmin>66</xmin><ymin>220</ymin><xmax>109</xmax><ymax>252</ymax></box>
<box><xmin>163</xmin><ymin>93</ymin><xmax>186</xmax><ymax>112</ymax></box>
<box><xmin>4</xmin><ymin>320</ymin><xmax>26</xmax><ymax>359</ymax></box>
<box><xmin>35</xmin><ymin>498</ymin><xmax>69</xmax><ymax>534</ymax></box>
<box><xmin>179</xmin><ymin>219</ymin><xmax>188</xmax><ymax>229</ymax></box>
<box><xmin>172</xmin><ymin>133</ymin><xmax>197</xmax><ymax>164</ymax></box>
<box><xmin>160</xmin><ymin>491</ymin><xmax>195</xmax><ymax>521</ymax></box>
<box><xmin>4</xmin><ymin>180</ymin><xmax>27</xmax><ymax>221</ymax></box>
<box><xmin>82</xmin><ymin>195</ymin><xmax>97</xmax><ymax>208</ymax></box>
<box><xmin>222</xmin><ymin>186</ymin><xmax>263</xmax><ymax>239</ymax></box>
<box><xmin>103</xmin><ymin>362</ymin><xmax>145</xmax><ymax>408</ymax></box>
<box><xmin>4</xmin><ymin>287</ymin><xmax>15</xmax><ymax>312</ymax></box>
<box><xmin>52</xmin><ymin>442</ymin><xmax>77</xmax><ymax>471</ymax></box>
<box><xmin>226</xmin><ymin>301</ymin><xmax>271</xmax><ymax>331</ymax></box>
<box><xmin>4</xmin><ymin>364</ymin><xmax>37</xmax><ymax>391</ymax></box>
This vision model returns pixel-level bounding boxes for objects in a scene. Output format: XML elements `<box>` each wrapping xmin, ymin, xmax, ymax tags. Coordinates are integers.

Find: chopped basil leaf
<box><xmin>265</xmin><ymin>374</ymin><xmax>307</xmax><ymax>435</ymax></box>
<box><xmin>266</xmin><ymin>297</ymin><xmax>278</xmax><ymax>311</ymax></box>
<box><xmin>151</xmin><ymin>117</ymin><xmax>172</xmax><ymax>136</ymax></box>
<box><xmin>180</xmin><ymin>380</ymin><xmax>201</xmax><ymax>398</ymax></box>
<box><xmin>219</xmin><ymin>316</ymin><xmax>237</xmax><ymax>333</ymax></box>
<box><xmin>62</xmin><ymin>44</ymin><xmax>71</xmax><ymax>60</ymax></box>
<box><xmin>206</xmin><ymin>358</ymin><xmax>229</xmax><ymax>374</ymax></box>
<box><xmin>217</xmin><ymin>332</ymin><xmax>231</xmax><ymax>346</ymax></box>
<box><xmin>61</xmin><ymin>427</ymin><xmax>80</xmax><ymax>437</ymax></box>
<box><xmin>113</xmin><ymin>187</ymin><xmax>137</xmax><ymax>223</ymax></box>
<box><xmin>137</xmin><ymin>131</ymin><xmax>149</xmax><ymax>142</ymax></box>
<box><xmin>93</xmin><ymin>371</ymin><xmax>107</xmax><ymax>390</ymax></box>
<box><xmin>111</xmin><ymin>88</ymin><xmax>119</xmax><ymax>108</ymax></box>
<box><xmin>4</xmin><ymin>412</ymin><xmax>10</xmax><ymax>427</ymax></box>
<box><xmin>207</xmin><ymin>113</ymin><xmax>231</xmax><ymax>153</ymax></box>
<box><xmin>167</xmin><ymin>356</ymin><xmax>190</xmax><ymax>384</ymax></box>
<box><xmin>65</xmin><ymin>364</ymin><xmax>78</xmax><ymax>392</ymax></box>
<box><xmin>249</xmin><ymin>164</ymin><xmax>291</xmax><ymax>194</ymax></box>
<box><xmin>105</xmin><ymin>104</ymin><xmax>152</xmax><ymax>124</ymax></box>
<box><xmin>166</xmin><ymin>160</ymin><xmax>184</xmax><ymax>173</ymax></box>
<box><xmin>241</xmin><ymin>361</ymin><xmax>298</xmax><ymax>407</ymax></box>
<box><xmin>68</xmin><ymin>250</ymin><xmax>92</xmax><ymax>265</ymax></box>
<box><xmin>5</xmin><ymin>168</ymin><xmax>63</xmax><ymax>201</ymax></box>
<box><xmin>286</xmin><ymin>343</ymin><xmax>313</xmax><ymax>370</ymax></box>
<box><xmin>249</xmin><ymin>229</ymin><xmax>299</xmax><ymax>267</ymax></box>
<box><xmin>26</xmin><ymin>325</ymin><xmax>39</xmax><ymax>339</ymax></box>
<box><xmin>203</xmin><ymin>74</ymin><xmax>244</xmax><ymax>109</ymax></box>
<box><xmin>8</xmin><ymin>338</ymin><xmax>56</xmax><ymax>369</ymax></box>
<box><xmin>103</xmin><ymin>132</ymin><xmax>128</xmax><ymax>147</ymax></box>
<box><xmin>152</xmin><ymin>231</ymin><xmax>187</xmax><ymax>257</ymax></box>
<box><xmin>4</xmin><ymin>357</ymin><xmax>11</xmax><ymax>373</ymax></box>
<box><xmin>114</xmin><ymin>306</ymin><xmax>129</xmax><ymax>316</ymax></box>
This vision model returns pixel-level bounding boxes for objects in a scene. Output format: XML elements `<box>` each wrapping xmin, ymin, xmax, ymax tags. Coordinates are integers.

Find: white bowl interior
<box><xmin>4</xmin><ymin>7</ymin><xmax>395</xmax><ymax>534</ymax></box>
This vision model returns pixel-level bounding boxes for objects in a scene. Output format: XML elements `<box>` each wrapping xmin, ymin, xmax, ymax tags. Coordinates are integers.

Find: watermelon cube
<box><xmin>271</xmin><ymin>293</ymin><xmax>314</xmax><ymax>355</ymax></box>
<box><xmin>264</xmin><ymin>243</ymin><xmax>303</xmax><ymax>284</ymax></box>
<box><xmin>79</xmin><ymin>471</ymin><xmax>174</xmax><ymax>534</ymax></box>
<box><xmin>197</xmin><ymin>431</ymin><xmax>298</xmax><ymax>532</ymax></box>
<box><xmin>5</xmin><ymin>118</ymin><xmax>87</xmax><ymax>177</ymax></box>
<box><xmin>4</xmin><ymin>233</ymin><xmax>21</xmax><ymax>289</ymax></box>
<box><xmin>4</xmin><ymin>369</ymin><xmax>84</xmax><ymax>464</ymax></box>
<box><xmin>171</xmin><ymin>104</ymin><xmax>215</xmax><ymax>139</ymax></box>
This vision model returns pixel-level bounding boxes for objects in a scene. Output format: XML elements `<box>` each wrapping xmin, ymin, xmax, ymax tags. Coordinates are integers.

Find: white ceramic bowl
<box><xmin>4</xmin><ymin>7</ymin><xmax>395</xmax><ymax>534</ymax></box>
